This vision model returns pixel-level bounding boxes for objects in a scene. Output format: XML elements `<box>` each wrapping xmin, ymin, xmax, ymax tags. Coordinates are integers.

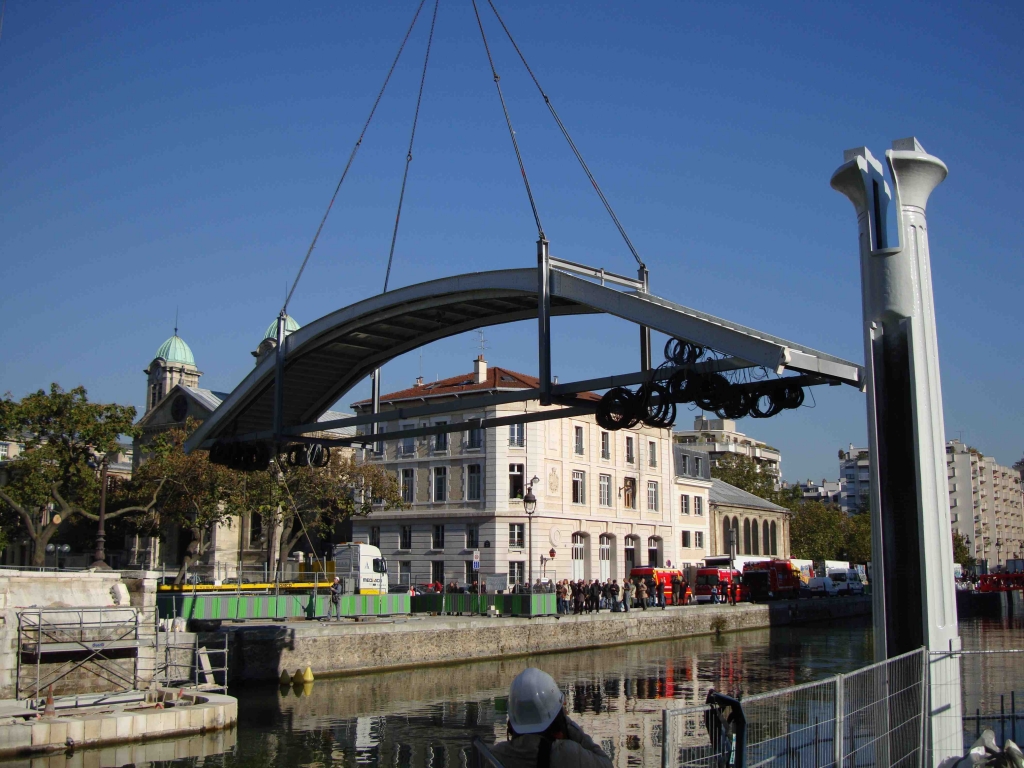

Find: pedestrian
<box><xmin>730</xmin><ymin>580</ymin><xmax>738</xmax><ymax>606</ymax></box>
<box><xmin>711</xmin><ymin>584</ymin><xmax>719</xmax><ymax>604</ymax></box>
<box><xmin>610</xmin><ymin>579</ymin><xmax>621</xmax><ymax>612</ymax></box>
<box><xmin>656</xmin><ymin>580</ymin><xmax>666</xmax><ymax>610</ymax></box>
<box><xmin>637</xmin><ymin>578</ymin><xmax>648</xmax><ymax>610</ymax></box>
<box><xmin>489</xmin><ymin>667</ymin><xmax>613</xmax><ymax>768</ymax></box>
<box><xmin>681</xmin><ymin>578</ymin><xmax>690</xmax><ymax>606</ymax></box>
<box><xmin>329</xmin><ymin>576</ymin><xmax>342</xmax><ymax>621</ymax></box>
<box><xmin>591</xmin><ymin>580</ymin><xmax>602</xmax><ymax>613</ymax></box>
<box><xmin>622</xmin><ymin>579</ymin><xmax>632</xmax><ymax>612</ymax></box>
<box><xmin>671</xmin><ymin>574</ymin><xmax>681</xmax><ymax>606</ymax></box>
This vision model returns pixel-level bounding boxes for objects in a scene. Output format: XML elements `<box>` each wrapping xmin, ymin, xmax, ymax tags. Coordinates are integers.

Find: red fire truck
<box><xmin>742</xmin><ymin>559</ymin><xmax>803</xmax><ymax>601</ymax></box>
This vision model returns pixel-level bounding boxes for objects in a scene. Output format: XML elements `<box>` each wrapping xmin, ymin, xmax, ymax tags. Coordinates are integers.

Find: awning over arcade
<box><xmin>185</xmin><ymin>266</ymin><xmax>862</xmax><ymax>452</ymax></box>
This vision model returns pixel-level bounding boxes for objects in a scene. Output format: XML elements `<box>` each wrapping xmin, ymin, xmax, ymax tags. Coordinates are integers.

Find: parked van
<box><xmin>332</xmin><ymin>543</ymin><xmax>388</xmax><ymax>595</ymax></box>
<box><xmin>827</xmin><ymin>568</ymin><xmax>865</xmax><ymax>596</ymax></box>
<box><xmin>807</xmin><ymin>576</ymin><xmax>838</xmax><ymax>597</ymax></box>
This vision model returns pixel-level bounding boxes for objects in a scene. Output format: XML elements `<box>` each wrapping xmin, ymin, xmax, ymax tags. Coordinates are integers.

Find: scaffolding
<box><xmin>16</xmin><ymin>607</ymin><xmax>141</xmax><ymax>701</ymax></box>
<box><xmin>154</xmin><ymin>630</ymin><xmax>229</xmax><ymax>694</ymax></box>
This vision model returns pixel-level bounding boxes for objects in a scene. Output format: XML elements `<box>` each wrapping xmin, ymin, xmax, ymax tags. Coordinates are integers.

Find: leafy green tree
<box><xmin>710</xmin><ymin>454</ymin><xmax>780</xmax><ymax>503</ymax></box>
<box><xmin>789</xmin><ymin>501</ymin><xmax>847</xmax><ymax>561</ymax></box>
<box><xmin>845</xmin><ymin>511</ymin><xmax>872</xmax><ymax>564</ymax></box>
<box><xmin>0</xmin><ymin>385</ymin><xmax>162</xmax><ymax>565</ymax></box>
<box><xmin>952</xmin><ymin>531</ymin><xmax>975</xmax><ymax>567</ymax></box>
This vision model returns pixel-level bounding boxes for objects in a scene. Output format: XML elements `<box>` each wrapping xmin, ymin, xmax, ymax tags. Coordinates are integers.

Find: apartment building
<box><xmin>946</xmin><ymin>440</ymin><xmax>1024</xmax><ymax>570</ymax></box>
<box><xmin>674</xmin><ymin>417</ymin><xmax>781</xmax><ymax>480</ymax></box>
<box><xmin>350</xmin><ymin>356</ymin><xmax>711</xmax><ymax>588</ymax></box>
<box><xmin>838</xmin><ymin>446</ymin><xmax>871</xmax><ymax>513</ymax></box>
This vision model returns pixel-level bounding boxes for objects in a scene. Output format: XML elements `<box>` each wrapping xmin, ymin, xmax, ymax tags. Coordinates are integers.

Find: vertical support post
<box><xmin>273</xmin><ymin>311</ymin><xmax>286</xmax><ymax>440</ymax></box>
<box><xmin>93</xmin><ymin>456</ymin><xmax>109</xmax><ymax>567</ymax></box>
<box><xmin>638</xmin><ymin>266</ymin><xmax>651</xmax><ymax>371</ymax></box>
<box><xmin>662</xmin><ymin>708</ymin><xmax>671</xmax><ymax>768</ymax></box>
<box><xmin>371</xmin><ymin>368</ymin><xmax>382</xmax><ymax>450</ymax></box>
<box><xmin>537</xmin><ymin>238</ymin><xmax>552</xmax><ymax>406</ymax></box>
<box><xmin>831</xmin><ymin>137</ymin><xmax>962</xmax><ymax>765</ymax></box>
<box><xmin>835</xmin><ymin>672</ymin><xmax>845</xmax><ymax>768</ymax></box>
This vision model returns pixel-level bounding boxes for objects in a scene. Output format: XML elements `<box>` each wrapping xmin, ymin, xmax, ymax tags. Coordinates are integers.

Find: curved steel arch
<box><xmin>186</xmin><ymin>267</ymin><xmax>861</xmax><ymax>450</ymax></box>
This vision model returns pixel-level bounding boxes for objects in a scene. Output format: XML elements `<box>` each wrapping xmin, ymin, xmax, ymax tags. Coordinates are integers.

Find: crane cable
<box><xmin>486</xmin><ymin>0</ymin><xmax>645</xmax><ymax>270</ymax></box>
<box><xmin>471</xmin><ymin>0</ymin><xmax>545</xmax><ymax>241</ymax></box>
<box><xmin>383</xmin><ymin>0</ymin><xmax>440</xmax><ymax>293</ymax></box>
<box><xmin>282</xmin><ymin>0</ymin><xmax>428</xmax><ymax>314</ymax></box>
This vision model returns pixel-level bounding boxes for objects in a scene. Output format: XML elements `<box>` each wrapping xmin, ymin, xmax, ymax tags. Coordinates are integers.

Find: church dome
<box><xmin>155</xmin><ymin>334</ymin><xmax>195</xmax><ymax>366</ymax></box>
<box><xmin>263</xmin><ymin>315</ymin><xmax>300</xmax><ymax>341</ymax></box>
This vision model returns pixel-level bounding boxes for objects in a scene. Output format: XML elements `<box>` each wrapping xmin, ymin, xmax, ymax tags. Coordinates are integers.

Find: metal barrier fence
<box><xmin>662</xmin><ymin>648</ymin><xmax>928</xmax><ymax>768</ymax></box>
<box><xmin>929</xmin><ymin>649</ymin><xmax>1024</xmax><ymax>766</ymax></box>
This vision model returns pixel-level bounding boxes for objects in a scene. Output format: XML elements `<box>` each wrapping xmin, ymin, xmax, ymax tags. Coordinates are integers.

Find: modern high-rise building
<box><xmin>838</xmin><ymin>446</ymin><xmax>871</xmax><ymax>514</ymax></box>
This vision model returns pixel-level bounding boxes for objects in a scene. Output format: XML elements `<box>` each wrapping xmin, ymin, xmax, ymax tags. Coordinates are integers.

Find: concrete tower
<box><xmin>832</xmin><ymin>138</ymin><xmax>961</xmax><ymax>762</ymax></box>
<box><xmin>144</xmin><ymin>332</ymin><xmax>201</xmax><ymax>414</ymax></box>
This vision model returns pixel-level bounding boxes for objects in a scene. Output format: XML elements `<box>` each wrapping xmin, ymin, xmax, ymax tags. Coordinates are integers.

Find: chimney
<box><xmin>414</xmin><ymin>376</ymin><xmax>424</xmax><ymax>388</ymax></box>
<box><xmin>473</xmin><ymin>354</ymin><xmax>487</xmax><ymax>384</ymax></box>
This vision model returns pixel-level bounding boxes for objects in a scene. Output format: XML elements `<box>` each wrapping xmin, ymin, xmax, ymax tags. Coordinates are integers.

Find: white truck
<box><xmin>332</xmin><ymin>543</ymin><xmax>388</xmax><ymax>595</ymax></box>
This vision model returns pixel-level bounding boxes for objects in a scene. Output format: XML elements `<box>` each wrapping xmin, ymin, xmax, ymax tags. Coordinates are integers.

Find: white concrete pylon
<box><xmin>831</xmin><ymin>138</ymin><xmax>962</xmax><ymax>764</ymax></box>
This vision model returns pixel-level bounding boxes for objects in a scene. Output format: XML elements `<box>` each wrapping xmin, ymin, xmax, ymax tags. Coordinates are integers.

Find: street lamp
<box><xmin>87</xmin><ymin>449</ymin><xmax>111</xmax><ymax>569</ymax></box>
<box><xmin>995</xmin><ymin>538</ymin><xmax>1003</xmax><ymax>571</ymax></box>
<box><xmin>523</xmin><ymin>476</ymin><xmax>539</xmax><ymax>593</ymax></box>
<box><xmin>45</xmin><ymin>543</ymin><xmax>71</xmax><ymax>569</ymax></box>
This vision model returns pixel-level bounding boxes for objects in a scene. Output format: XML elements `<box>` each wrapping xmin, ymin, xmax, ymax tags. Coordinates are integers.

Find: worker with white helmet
<box><xmin>489</xmin><ymin>668</ymin><xmax>612</xmax><ymax>768</ymax></box>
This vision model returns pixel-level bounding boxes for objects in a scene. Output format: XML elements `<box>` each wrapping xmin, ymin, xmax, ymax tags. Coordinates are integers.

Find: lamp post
<box><xmin>523</xmin><ymin>476</ymin><xmax>539</xmax><ymax>593</ymax></box>
<box><xmin>995</xmin><ymin>538</ymin><xmax>1002</xmax><ymax>572</ymax></box>
<box><xmin>45</xmin><ymin>543</ymin><xmax>71</xmax><ymax>569</ymax></box>
<box><xmin>87</xmin><ymin>450</ymin><xmax>111</xmax><ymax>570</ymax></box>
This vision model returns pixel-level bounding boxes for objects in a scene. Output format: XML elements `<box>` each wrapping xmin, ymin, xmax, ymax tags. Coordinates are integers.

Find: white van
<box><xmin>333</xmin><ymin>543</ymin><xmax>388</xmax><ymax>595</ymax></box>
<box><xmin>807</xmin><ymin>576</ymin><xmax>838</xmax><ymax>597</ymax></box>
<box><xmin>827</xmin><ymin>568</ymin><xmax>865</xmax><ymax>596</ymax></box>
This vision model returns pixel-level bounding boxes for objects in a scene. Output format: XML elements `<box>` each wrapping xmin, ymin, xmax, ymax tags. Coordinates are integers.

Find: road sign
<box><xmin>473</xmin><ymin>550</ymin><xmax>480</xmax><ymax>570</ymax></box>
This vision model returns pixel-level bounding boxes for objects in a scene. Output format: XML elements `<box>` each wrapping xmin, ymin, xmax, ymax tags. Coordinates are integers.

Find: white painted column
<box><xmin>831</xmin><ymin>138</ymin><xmax>962</xmax><ymax>764</ymax></box>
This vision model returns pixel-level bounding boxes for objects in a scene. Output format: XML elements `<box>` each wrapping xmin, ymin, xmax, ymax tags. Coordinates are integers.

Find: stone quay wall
<box><xmin>217</xmin><ymin>596</ymin><xmax>871</xmax><ymax>682</ymax></box>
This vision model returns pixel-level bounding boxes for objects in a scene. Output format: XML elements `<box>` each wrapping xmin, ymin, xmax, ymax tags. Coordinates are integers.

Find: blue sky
<box><xmin>2</xmin><ymin>1</ymin><xmax>1021</xmax><ymax>481</ymax></box>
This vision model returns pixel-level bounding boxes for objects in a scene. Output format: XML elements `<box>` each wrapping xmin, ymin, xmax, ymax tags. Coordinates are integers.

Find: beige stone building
<box><xmin>708</xmin><ymin>479</ymin><xmax>791</xmax><ymax>559</ymax></box>
<box><xmin>351</xmin><ymin>356</ymin><xmax>712</xmax><ymax>588</ymax></box>
<box><xmin>674</xmin><ymin>416</ymin><xmax>782</xmax><ymax>480</ymax></box>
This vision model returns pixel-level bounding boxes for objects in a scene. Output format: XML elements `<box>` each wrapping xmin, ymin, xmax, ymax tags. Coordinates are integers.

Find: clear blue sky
<box><xmin>2</xmin><ymin>1</ymin><xmax>1021</xmax><ymax>481</ymax></box>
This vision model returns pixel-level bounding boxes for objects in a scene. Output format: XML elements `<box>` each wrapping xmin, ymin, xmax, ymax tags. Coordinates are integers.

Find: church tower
<box><xmin>252</xmin><ymin>314</ymin><xmax>300</xmax><ymax>366</ymax></box>
<box><xmin>144</xmin><ymin>331</ymin><xmax>201</xmax><ymax>414</ymax></box>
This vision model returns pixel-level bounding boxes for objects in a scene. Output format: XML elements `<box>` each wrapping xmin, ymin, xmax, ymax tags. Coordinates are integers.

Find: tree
<box><xmin>242</xmin><ymin>450</ymin><xmax>404</xmax><ymax>572</ymax></box>
<box><xmin>952</xmin><ymin>531</ymin><xmax>975</xmax><ymax>568</ymax></box>
<box><xmin>711</xmin><ymin>454</ymin><xmax>780</xmax><ymax>503</ymax></box>
<box><xmin>789</xmin><ymin>501</ymin><xmax>848</xmax><ymax>561</ymax></box>
<box><xmin>133</xmin><ymin>419</ymin><xmax>239</xmax><ymax>583</ymax></box>
<box><xmin>844</xmin><ymin>511</ymin><xmax>872</xmax><ymax>564</ymax></box>
<box><xmin>0</xmin><ymin>385</ymin><xmax>163</xmax><ymax>566</ymax></box>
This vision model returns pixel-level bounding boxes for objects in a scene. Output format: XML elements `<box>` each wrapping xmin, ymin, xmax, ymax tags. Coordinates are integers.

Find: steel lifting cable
<box><xmin>383</xmin><ymin>0</ymin><xmax>440</xmax><ymax>293</ymax></box>
<box><xmin>486</xmin><ymin>0</ymin><xmax>645</xmax><ymax>269</ymax></box>
<box><xmin>471</xmin><ymin>0</ymin><xmax>545</xmax><ymax>241</ymax></box>
<box><xmin>281</xmin><ymin>0</ymin><xmax>428</xmax><ymax>314</ymax></box>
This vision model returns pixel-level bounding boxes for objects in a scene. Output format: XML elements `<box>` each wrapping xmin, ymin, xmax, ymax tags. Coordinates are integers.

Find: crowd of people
<box><xmin>551</xmin><ymin>575</ymin><xmax>691</xmax><ymax>614</ymax></box>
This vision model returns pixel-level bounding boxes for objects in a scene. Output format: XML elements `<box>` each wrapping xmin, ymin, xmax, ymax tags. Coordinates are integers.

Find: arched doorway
<box><xmin>743</xmin><ymin>519</ymin><xmax>751</xmax><ymax>555</ymax></box>
<box><xmin>721</xmin><ymin>516</ymin><xmax>731</xmax><ymax>555</ymax></box>
<box><xmin>599</xmin><ymin>534</ymin><xmax>613</xmax><ymax>581</ymax></box>
<box><xmin>624</xmin><ymin>535</ymin><xmax>639</xmax><ymax>575</ymax></box>
<box><xmin>571</xmin><ymin>533</ymin><xmax>587</xmax><ymax>580</ymax></box>
<box><xmin>763</xmin><ymin>520</ymin><xmax>770</xmax><ymax>556</ymax></box>
<box><xmin>770</xmin><ymin>521</ymin><xmax>778</xmax><ymax>556</ymax></box>
<box><xmin>647</xmin><ymin>536</ymin><xmax>663</xmax><ymax>567</ymax></box>
<box><xmin>751</xmin><ymin>518</ymin><xmax>759</xmax><ymax>555</ymax></box>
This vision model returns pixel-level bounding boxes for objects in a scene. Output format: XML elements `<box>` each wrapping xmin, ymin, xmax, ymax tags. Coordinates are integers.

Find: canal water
<box><xmin>8</xmin><ymin>614</ymin><xmax>1022</xmax><ymax>768</ymax></box>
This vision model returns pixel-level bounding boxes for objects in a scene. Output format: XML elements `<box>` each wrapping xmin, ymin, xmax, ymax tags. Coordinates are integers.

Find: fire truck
<box><xmin>742</xmin><ymin>559</ymin><xmax>803</xmax><ymax>601</ymax></box>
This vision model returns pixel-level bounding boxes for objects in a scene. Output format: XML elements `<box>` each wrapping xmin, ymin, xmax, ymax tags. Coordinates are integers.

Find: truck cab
<box><xmin>694</xmin><ymin>567</ymin><xmax>743</xmax><ymax>603</ymax></box>
<box><xmin>332</xmin><ymin>543</ymin><xmax>388</xmax><ymax>595</ymax></box>
<box><xmin>743</xmin><ymin>559</ymin><xmax>802</xmax><ymax>601</ymax></box>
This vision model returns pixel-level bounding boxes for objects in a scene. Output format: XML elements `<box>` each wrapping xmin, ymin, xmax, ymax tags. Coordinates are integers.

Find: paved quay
<box><xmin>209</xmin><ymin>596</ymin><xmax>871</xmax><ymax>682</ymax></box>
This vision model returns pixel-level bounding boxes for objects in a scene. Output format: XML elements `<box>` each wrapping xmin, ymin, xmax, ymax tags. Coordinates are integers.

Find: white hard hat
<box><xmin>508</xmin><ymin>668</ymin><xmax>564</xmax><ymax>734</ymax></box>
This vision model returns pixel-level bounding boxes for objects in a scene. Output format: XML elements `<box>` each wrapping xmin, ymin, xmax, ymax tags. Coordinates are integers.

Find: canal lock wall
<box><xmin>211</xmin><ymin>596</ymin><xmax>872</xmax><ymax>683</ymax></box>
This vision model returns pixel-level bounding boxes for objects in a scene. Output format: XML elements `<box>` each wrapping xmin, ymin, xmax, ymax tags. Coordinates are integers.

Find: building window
<box><xmin>467</xmin><ymin>464</ymin><xmax>482</xmax><ymax>501</ymax></box>
<box><xmin>467</xmin><ymin>427</ymin><xmax>483</xmax><ymax>450</ymax></box>
<box><xmin>647</xmin><ymin>536</ymin><xmax>661</xmax><ymax>567</ymax></box>
<box><xmin>574</xmin><ymin>426</ymin><xmax>585</xmax><ymax>455</ymax></box>
<box><xmin>680</xmin><ymin>494</ymin><xmax>690</xmax><ymax>516</ymax></box>
<box><xmin>625</xmin><ymin>436</ymin><xmax>635</xmax><ymax>464</ymax></box>
<box><xmin>465</xmin><ymin>561</ymin><xmax>475</xmax><ymax>584</ymax></box>
<box><xmin>400</xmin><ymin>525</ymin><xmax>412</xmax><ymax>550</ymax></box>
<box><xmin>509</xmin><ymin>523</ymin><xmax>524</xmax><ymax>549</ymax></box>
<box><xmin>649</xmin><ymin>441</ymin><xmax>657</xmax><ymax>468</ymax></box>
<box><xmin>370</xmin><ymin>526</ymin><xmax>380</xmax><ymax>548</ymax></box>
<box><xmin>694</xmin><ymin>456</ymin><xmax>703</xmax><ymax>475</ymax></box>
<box><xmin>466</xmin><ymin>525</ymin><xmax>479</xmax><ymax>549</ymax></box>
<box><xmin>694</xmin><ymin>496</ymin><xmax>703</xmax><ymax>516</ymax></box>
<box><xmin>431</xmin><ymin>561</ymin><xmax>445</xmax><ymax>584</ymax></box>
<box><xmin>0</xmin><ymin>443</ymin><xmax>9</xmax><ymax>460</ymax></box>
<box><xmin>433</xmin><ymin>467</ymin><xmax>447</xmax><ymax>502</ymax></box>
<box><xmin>399</xmin><ymin>561</ymin><xmax>412</xmax><ymax>585</ymax></box>
<box><xmin>249</xmin><ymin>513</ymin><xmax>263</xmax><ymax>548</ymax></box>
<box><xmin>509</xmin><ymin>464</ymin><xmax>525</xmax><ymax>499</ymax></box>
<box><xmin>647</xmin><ymin>481</ymin><xmax>659</xmax><ymax>511</ymax></box>
<box><xmin>681</xmin><ymin>530</ymin><xmax>691</xmax><ymax>548</ymax></box>
<box><xmin>401</xmin><ymin>468</ymin><xmax>415</xmax><ymax>504</ymax></box>
<box><xmin>572</xmin><ymin>470</ymin><xmax>586</xmax><ymax>504</ymax></box>
<box><xmin>601</xmin><ymin>432</ymin><xmax>610</xmax><ymax>460</ymax></box>
<box><xmin>599</xmin><ymin>474</ymin><xmax>612</xmax><ymax>507</ymax></box>
<box><xmin>434</xmin><ymin>423</ymin><xmax>448</xmax><ymax>452</ymax></box>
<box><xmin>623</xmin><ymin>477</ymin><xmax>637</xmax><ymax>509</ymax></box>
<box><xmin>695</xmin><ymin>531</ymin><xmax>704</xmax><ymax>549</ymax></box>
<box><xmin>770</xmin><ymin>521</ymin><xmax>778</xmax><ymax>556</ymax></box>
<box><xmin>679</xmin><ymin>454</ymin><xmax>688</xmax><ymax>475</ymax></box>
<box><xmin>432</xmin><ymin>525</ymin><xmax>445</xmax><ymax>550</ymax></box>
<box><xmin>509</xmin><ymin>561</ymin><xmax>524</xmax><ymax>585</ymax></box>
<box><xmin>509</xmin><ymin>423</ymin><xmax>525</xmax><ymax>448</ymax></box>
<box><xmin>401</xmin><ymin>425</ymin><xmax>416</xmax><ymax>456</ymax></box>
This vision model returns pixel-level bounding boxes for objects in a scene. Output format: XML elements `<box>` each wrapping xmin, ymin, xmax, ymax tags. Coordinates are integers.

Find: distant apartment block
<box><xmin>789</xmin><ymin>478</ymin><xmax>850</xmax><ymax>507</ymax></box>
<box><xmin>673</xmin><ymin>417</ymin><xmax>781</xmax><ymax>480</ymax></box>
<box><xmin>839</xmin><ymin>446</ymin><xmax>871</xmax><ymax>514</ymax></box>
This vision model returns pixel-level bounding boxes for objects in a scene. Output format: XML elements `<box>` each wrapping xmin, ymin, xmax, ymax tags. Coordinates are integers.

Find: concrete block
<box><xmin>202</xmin><ymin>705</ymin><xmax>216</xmax><ymax>729</ymax></box>
<box><xmin>31</xmin><ymin>722</ymin><xmax>50</xmax><ymax>747</ymax></box>
<box><xmin>161</xmin><ymin>710</ymin><xmax>177</xmax><ymax>732</ymax></box>
<box><xmin>48</xmin><ymin>721</ymin><xmax>68</xmax><ymax>746</ymax></box>
<box><xmin>189</xmin><ymin>707</ymin><xmax>204</xmax><ymax>729</ymax></box>
<box><xmin>115</xmin><ymin>714</ymin><xmax>133</xmax><ymax>739</ymax></box>
<box><xmin>0</xmin><ymin>722</ymin><xmax>31</xmax><ymax>753</ymax></box>
<box><xmin>132</xmin><ymin>713</ymin><xmax>148</xmax><ymax>736</ymax></box>
<box><xmin>176</xmin><ymin>709</ymin><xmax>190</xmax><ymax>731</ymax></box>
<box><xmin>66</xmin><ymin>719</ymin><xmax>85</xmax><ymax>744</ymax></box>
<box><xmin>82</xmin><ymin>717</ymin><xmax>101</xmax><ymax>743</ymax></box>
<box><xmin>98</xmin><ymin>716</ymin><xmax>117</xmax><ymax>742</ymax></box>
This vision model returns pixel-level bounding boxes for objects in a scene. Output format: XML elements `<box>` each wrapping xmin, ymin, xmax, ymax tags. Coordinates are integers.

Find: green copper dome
<box><xmin>155</xmin><ymin>334</ymin><xmax>195</xmax><ymax>366</ymax></box>
<box><xmin>263</xmin><ymin>315</ymin><xmax>300</xmax><ymax>341</ymax></box>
